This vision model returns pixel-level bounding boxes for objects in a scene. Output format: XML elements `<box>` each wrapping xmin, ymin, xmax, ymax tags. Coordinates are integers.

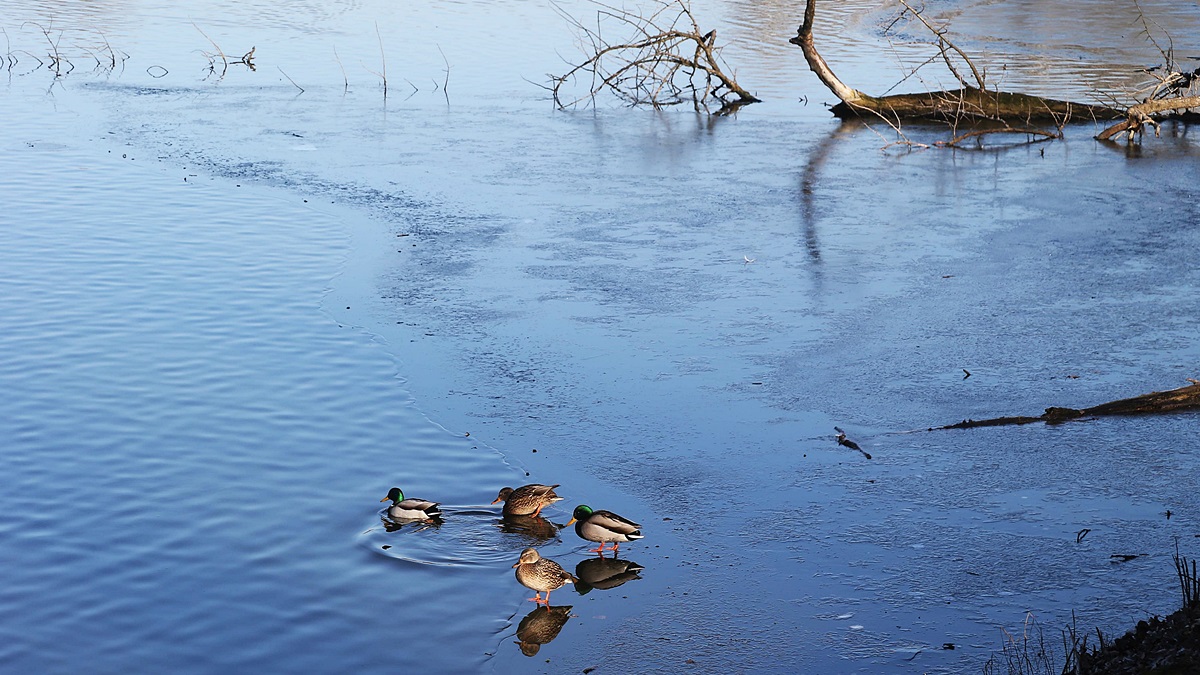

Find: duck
<box><xmin>566</xmin><ymin>504</ymin><xmax>643</xmax><ymax>555</ymax></box>
<box><xmin>512</xmin><ymin>547</ymin><xmax>576</xmax><ymax>605</ymax></box>
<box><xmin>379</xmin><ymin>487</ymin><xmax>442</xmax><ymax>521</ymax></box>
<box><xmin>491</xmin><ymin>484</ymin><xmax>563</xmax><ymax>517</ymax></box>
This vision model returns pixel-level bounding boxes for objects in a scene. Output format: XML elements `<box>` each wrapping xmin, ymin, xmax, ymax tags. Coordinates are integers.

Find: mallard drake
<box><xmin>380</xmin><ymin>487</ymin><xmax>442</xmax><ymax>521</ymax></box>
<box><xmin>512</xmin><ymin>547</ymin><xmax>576</xmax><ymax>605</ymax></box>
<box><xmin>566</xmin><ymin>504</ymin><xmax>643</xmax><ymax>554</ymax></box>
<box><xmin>492</xmin><ymin>484</ymin><xmax>563</xmax><ymax>517</ymax></box>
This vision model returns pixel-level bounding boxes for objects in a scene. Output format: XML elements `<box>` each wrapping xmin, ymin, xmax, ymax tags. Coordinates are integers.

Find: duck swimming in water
<box><xmin>491</xmin><ymin>484</ymin><xmax>563</xmax><ymax>517</ymax></box>
<box><xmin>380</xmin><ymin>487</ymin><xmax>442</xmax><ymax>521</ymax></box>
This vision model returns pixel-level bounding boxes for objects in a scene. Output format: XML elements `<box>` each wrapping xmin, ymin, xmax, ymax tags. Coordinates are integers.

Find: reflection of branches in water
<box><xmin>193</xmin><ymin>23</ymin><xmax>255</xmax><ymax>81</ymax></box>
<box><xmin>5</xmin><ymin>23</ymin><xmax>129</xmax><ymax>79</ymax></box>
<box><xmin>548</xmin><ymin>0</ymin><xmax>759</xmax><ymax>114</ymax></box>
<box><xmin>23</xmin><ymin>21</ymin><xmax>72</xmax><ymax>76</ymax></box>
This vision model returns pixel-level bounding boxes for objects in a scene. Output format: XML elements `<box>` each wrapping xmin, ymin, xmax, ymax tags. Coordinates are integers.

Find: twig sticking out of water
<box><xmin>278</xmin><ymin>66</ymin><xmax>304</xmax><ymax>93</ymax></box>
<box><xmin>333</xmin><ymin>46</ymin><xmax>348</xmax><ymax>93</ymax></box>
<box><xmin>77</xmin><ymin>30</ymin><xmax>127</xmax><ymax>76</ymax></box>
<box><xmin>368</xmin><ymin>21</ymin><xmax>388</xmax><ymax>99</ymax></box>
<box><xmin>193</xmin><ymin>24</ymin><xmax>255</xmax><ymax>80</ymax></box>
<box><xmin>2</xmin><ymin>27</ymin><xmax>12</xmax><ymax>71</ymax></box>
<box><xmin>834</xmin><ymin>427</ymin><xmax>871</xmax><ymax>459</ymax></box>
<box><xmin>437</xmin><ymin>44</ymin><xmax>450</xmax><ymax>105</ymax></box>
<box><xmin>193</xmin><ymin>23</ymin><xmax>228</xmax><ymax>78</ymax></box>
<box><xmin>25</xmin><ymin>21</ymin><xmax>72</xmax><ymax>76</ymax></box>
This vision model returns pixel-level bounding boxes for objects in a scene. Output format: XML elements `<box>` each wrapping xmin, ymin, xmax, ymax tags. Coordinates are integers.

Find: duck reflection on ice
<box><xmin>514</xmin><ymin>605</ymin><xmax>573</xmax><ymax>657</ymax></box>
<box><xmin>498</xmin><ymin>513</ymin><xmax>560</xmax><ymax>540</ymax></box>
<box><xmin>573</xmin><ymin>557</ymin><xmax>644</xmax><ymax>595</ymax></box>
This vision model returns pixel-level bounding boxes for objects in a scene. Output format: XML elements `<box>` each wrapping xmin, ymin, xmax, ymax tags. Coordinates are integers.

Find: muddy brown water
<box><xmin>2</xmin><ymin>0</ymin><xmax>1199</xmax><ymax>672</ymax></box>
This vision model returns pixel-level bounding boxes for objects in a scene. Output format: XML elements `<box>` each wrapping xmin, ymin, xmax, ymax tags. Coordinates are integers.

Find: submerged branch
<box><xmin>936</xmin><ymin>380</ymin><xmax>1200</xmax><ymax>430</ymax></box>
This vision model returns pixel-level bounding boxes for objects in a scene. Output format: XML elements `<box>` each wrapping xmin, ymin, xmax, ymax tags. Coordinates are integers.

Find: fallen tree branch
<box><xmin>1096</xmin><ymin>95</ymin><xmax>1200</xmax><ymax>141</ymax></box>
<box><xmin>936</xmin><ymin>380</ymin><xmax>1200</xmax><ymax>430</ymax></box>
<box><xmin>550</xmin><ymin>0</ymin><xmax>759</xmax><ymax>114</ymax></box>
<box><xmin>790</xmin><ymin>0</ymin><xmax>1121</xmax><ymax>124</ymax></box>
<box><xmin>835</xmin><ymin>426</ymin><xmax>872</xmax><ymax>459</ymax></box>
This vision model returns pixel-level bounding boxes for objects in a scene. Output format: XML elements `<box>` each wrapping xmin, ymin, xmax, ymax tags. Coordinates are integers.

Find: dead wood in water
<box><xmin>1096</xmin><ymin>8</ymin><xmax>1200</xmax><ymax>142</ymax></box>
<box><xmin>789</xmin><ymin>0</ymin><xmax>1122</xmax><ymax>126</ymax></box>
<box><xmin>835</xmin><ymin>426</ymin><xmax>871</xmax><ymax>459</ymax></box>
<box><xmin>937</xmin><ymin>380</ymin><xmax>1200</xmax><ymax>430</ymax></box>
<box><xmin>549</xmin><ymin>0</ymin><xmax>760</xmax><ymax>114</ymax></box>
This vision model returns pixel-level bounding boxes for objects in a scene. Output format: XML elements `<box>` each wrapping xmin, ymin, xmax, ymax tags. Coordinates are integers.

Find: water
<box><xmin>3</xmin><ymin>1</ymin><xmax>1200</xmax><ymax>673</ymax></box>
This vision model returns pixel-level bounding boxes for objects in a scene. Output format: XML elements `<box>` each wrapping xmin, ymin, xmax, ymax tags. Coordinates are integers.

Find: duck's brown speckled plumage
<box><xmin>492</xmin><ymin>484</ymin><xmax>563</xmax><ymax>517</ymax></box>
<box><xmin>512</xmin><ymin>547</ymin><xmax>576</xmax><ymax>605</ymax></box>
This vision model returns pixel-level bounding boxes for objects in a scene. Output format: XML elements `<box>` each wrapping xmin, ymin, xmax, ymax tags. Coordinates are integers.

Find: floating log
<box><xmin>937</xmin><ymin>380</ymin><xmax>1200</xmax><ymax>430</ymax></box>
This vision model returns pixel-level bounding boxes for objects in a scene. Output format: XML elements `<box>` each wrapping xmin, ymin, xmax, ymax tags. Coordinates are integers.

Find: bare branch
<box><xmin>550</xmin><ymin>0</ymin><xmax>758</xmax><ymax>113</ymax></box>
<box><xmin>896</xmin><ymin>0</ymin><xmax>984</xmax><ymax>89</ymax></box>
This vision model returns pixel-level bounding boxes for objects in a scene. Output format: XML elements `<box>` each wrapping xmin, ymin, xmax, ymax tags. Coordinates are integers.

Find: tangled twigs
<box><xmin>549</xmin><ymin>0</ymin><xmax>759</xmax><ymax>114</ymax></box>
<box><xmin>1096</xmin><ymin>3</ymin><xmax>1200</xmax><ymax>141</ymax></box>
<box><xmin>896</xmin><ymin>0</ymin><xmax>984</xmax><ymax>90</ymax></box>
<box><xmin>194</xmin><ymin>23</ymin><xmax>255</xmax><ymax>79</ymax></box>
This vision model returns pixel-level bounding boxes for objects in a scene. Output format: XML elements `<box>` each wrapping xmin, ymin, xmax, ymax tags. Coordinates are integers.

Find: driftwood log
<box><xmin>937</xmin><ymin>380</ymin><xmax>1200</xmax><ymax>430</ymax></box>
<box><xmin>1097</xmin><ymin>96</ymin><xmax>1200</xmax><ymax>141</ymax></box>
<box><xmin>790</xmin><ymin>0</ymin><xmax>1121</xmax><ymax>123</ymax></box>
